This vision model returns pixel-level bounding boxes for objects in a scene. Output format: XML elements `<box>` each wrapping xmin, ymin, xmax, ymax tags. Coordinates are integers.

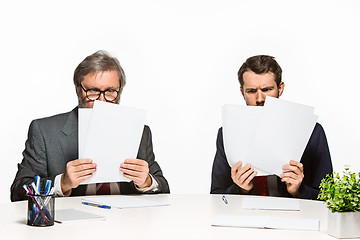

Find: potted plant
<box><xmin>318</xmin><ymin>166</ymin><xmax>360</xmax><ymax>238</ymax></box>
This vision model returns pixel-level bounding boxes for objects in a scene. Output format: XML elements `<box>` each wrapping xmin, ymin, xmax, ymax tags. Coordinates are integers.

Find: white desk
<box><xmin>1</xmin><ymin>194</ymin><xmax>335</xmax><ymax>240</ymax></box>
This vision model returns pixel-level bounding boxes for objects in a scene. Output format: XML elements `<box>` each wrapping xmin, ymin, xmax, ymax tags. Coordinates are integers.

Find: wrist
<box><xmin>136</xmin><ymin>175</ymin><xmax>152</xmax><ymax>189</ymax></box>
<box><xmin>60</xmin><ymin>174</ymin><xmax>72</xmax><ymax>196</ymax></box>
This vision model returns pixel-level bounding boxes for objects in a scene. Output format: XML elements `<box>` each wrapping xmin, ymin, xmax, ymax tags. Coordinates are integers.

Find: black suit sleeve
<box><xmin>10</xmin><ymin>120</ymin><xmax>54</xmax><ymax>201</ymax></box>
<box><xmin>298</xmin><ymin>123</ymin><xmax>333</xmax><ymax>200</ymax></box>
<box><xmin>211</xmin><ymin>128</ymin><xmax>243</xmax><ymax>194</ymax></box>
<box><xmin>134</xmin><ymin>125</ymin><xmax>170</xmax><ymax>194</ymax></box>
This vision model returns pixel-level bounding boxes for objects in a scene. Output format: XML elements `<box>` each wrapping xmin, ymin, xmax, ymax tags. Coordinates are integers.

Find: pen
<box><xmin>33</xmin><ymin>187</ymin><xmax>55</xmax><ymax>224</ymax></box>
<box><xmin>27</xmin><ymin>187</ymin><xmax>49</xmax><ymax>224</ymax></box>
<box><xmin>44</xmin><ymin>180</ymin><xmax>51</xmax><ymax>195</ymax></box>
<box><xmin>222</xmin><ymin>195</ymin><xmax>228</xmax><ymax>204</ymax></box>
<box><xmin>35</xmin><ymin>176</ymin><xmax>40</xmax><ymax>194</ymax></box>
<box><xmin>31</xmin><ymin>182</ymin><xmax>40</xmax><ymax>195</ymax></box>
<box><xmin>82</xmin><ymin>202</ymin><xmax>111</xmax><ymax>209</ymax></box>
<box><xmin>23</xmin><ymin>185</ymin><xmax>29</xmax><ymax>194</ymax></box>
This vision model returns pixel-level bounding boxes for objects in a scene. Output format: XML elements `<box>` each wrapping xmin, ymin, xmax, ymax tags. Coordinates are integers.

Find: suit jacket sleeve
<box><xmin>134</xmin><ymin>125</ymin><xmax>170</xmax><ymax>194</ymax></box>
<box><xmin>211</xmin><ymin>128</ymin><xmax>243</xmax><ymax>194</ymax></box>
<box><xmin>10</xmin><ymin>120</ymin><xmax>55</xmax><ymax>201</ymax></box>
<box><xmin>297</xmin><ymin>123</ymin><xmax>333</xmax><ymax>200</ymax></box>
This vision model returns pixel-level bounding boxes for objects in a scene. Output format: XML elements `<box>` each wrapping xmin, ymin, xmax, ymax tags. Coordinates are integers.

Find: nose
<box><xmin>256</xmin><ymin>90</ymin><xmax>265</xmax><ymax>106</ymax></box>
<box><xmin>98</xmin><ymin>92</ymin><xmax>106</xmax><ymax>102</ymax></box>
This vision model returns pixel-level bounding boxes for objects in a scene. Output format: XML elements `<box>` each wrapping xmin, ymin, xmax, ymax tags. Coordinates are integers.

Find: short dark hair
<box><xmin>237</xmin><ymin>55</ymin><xmax>282</xmax><ymax>87</ymax></box>
<box><xmin>73</xmin><ymin>50</ymin><xmax>126</xmax><ymax>90</ymax></box>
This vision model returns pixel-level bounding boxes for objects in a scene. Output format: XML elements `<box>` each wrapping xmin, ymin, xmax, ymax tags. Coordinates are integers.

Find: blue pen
<box><xmin>35</xmin><ymin>176</ymin><xmax>40</xmax><ymax>193</ymax></box>
<box><xmin>82</xmin><ymin>202</ymin><xmax>111</xmax><ymax>209</ymax></box>
<box><xmin>222</xmin><ymin>195</ymin><xmax>228</xmax><ymax>204</ymax></box>
<box><xmin>44</xmin><ymin>180</ymin><xmax>51</xmax><ymax>195</ymax></box>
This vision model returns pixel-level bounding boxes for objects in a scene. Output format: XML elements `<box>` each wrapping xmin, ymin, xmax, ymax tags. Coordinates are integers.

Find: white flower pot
<box><xmin>327</xmin><ymin>210</ymin><xmax>360</xmax><ymax>238</ymax></box>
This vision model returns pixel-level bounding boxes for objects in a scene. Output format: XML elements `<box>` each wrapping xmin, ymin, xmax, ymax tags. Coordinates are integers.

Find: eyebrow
<box><xmin>83</xmin><ymin>85</ymin><xmax>120</xmax><ymax>91</ymax></box>
<box><xmin>245</xmin><ymin>86</ymin><xmax>275</xmax><ymax>91</ymax></box>
<box><xmin>261</xmin><ymin>86</ymin><xmax>275</xmax><ymax>90</ymax></box>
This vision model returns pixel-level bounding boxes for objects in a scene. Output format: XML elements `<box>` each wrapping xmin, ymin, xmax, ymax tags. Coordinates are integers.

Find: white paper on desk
<box><xmin>212</xmin><ymin>215</ymin><xmax>319</xmax><ymax>231</ymax></box>
<box><xmin>55</xmin><ymin>209</ymin><xmax>105</xmax><ymax>223</ymax></box>
<box><xmin>82</xmin><ymin>196</ymin><xmax>169</xmax><ymax>209</ymax></box>
<box><xmin>249</xmin><ymin>97</ymin><xmax>318</xmax><ymax>176</ymax></box>
<box><xmin>241</xmin><ymin>196</ymin><xmax>300</xmax><ymax>211</ymax></box>
<box><xmin>80</xmin><ymin>101</ymin><xmax>147</xmax><ymax>184</ymax></box>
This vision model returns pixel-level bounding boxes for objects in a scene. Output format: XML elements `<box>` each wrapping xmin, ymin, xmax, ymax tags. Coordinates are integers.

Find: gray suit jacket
<box><xmin>11</xmin><ymin>107</ymin><xmax>170</xmax><ymax>201</ymax></box>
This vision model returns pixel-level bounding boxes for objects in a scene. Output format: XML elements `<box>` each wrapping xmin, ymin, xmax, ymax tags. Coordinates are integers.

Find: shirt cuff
<box><xmin>134</xmin><ymin>174</ymin><xmax>159</xmax><ymax>193</ymax></box>
<box><xmin>54</xmin><ymin>173</ymin><xmax>71</xmax><ymax>197</ymax></box>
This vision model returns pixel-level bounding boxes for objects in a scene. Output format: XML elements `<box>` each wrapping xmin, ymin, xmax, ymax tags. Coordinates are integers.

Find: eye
<box><xmin>246</xmin><ymin>89</ymin><xmax>256</xmax><ymax>93</ymax></box>
<box><xmin>262</xmin><ymin>87</ymin><xmax>273</xmax><ymax>92</ymax></box>
<box><xmin>89</xmin><ymin>88</ymin><xmax>100</xmax><ymax>93</ymax></box>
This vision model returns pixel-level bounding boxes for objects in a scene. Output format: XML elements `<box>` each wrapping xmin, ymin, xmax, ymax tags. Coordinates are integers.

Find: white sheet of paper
<box><xmin>212</xmin><ymin>215</ymin><xmax>319</xmax><ymax>231</ymax></box>
<box><xmin>55</xmin><ymin>209</ymin><xmax>105</xmax><ymax>223</ymax></box>
<box><xmin>241</xmin><ymin>196</ymin><xmax>300</xmax><ymax>211</ymax></box>
<box><xmin>80</xmin><ymin>101</ymin><xmax>147</xmax><ymax>184</ymax></box>
<box><xmin>248</xmin><ymin>97</ymin><xmax>318</xmax><ymax>176</ymax></box>
<box><xmin>82</xmin><ymin>196</ymin><xmax>169</xmax><ymax>209</ymax></box>
<box><xmin>78</xmin><ymin>108</ymin><xmax>92</xmax><ymax>156</ymax></box>
<box><xmin>222</xmin><ymin>104</ymin><xmax>269</xmax><ymax>176</ymax></box>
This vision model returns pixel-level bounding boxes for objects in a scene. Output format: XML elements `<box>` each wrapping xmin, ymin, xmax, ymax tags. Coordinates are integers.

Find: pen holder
<box><xmin>27</xmin><ymin>193</ymin><xmax>55</xmax><ymax>226</ymax></box>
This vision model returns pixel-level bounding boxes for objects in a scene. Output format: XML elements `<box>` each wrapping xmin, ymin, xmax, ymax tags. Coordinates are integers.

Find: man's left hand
<box><xmin>280</xmin><ymin>160</ymin><xmax>304</xmax><ymax>197</ymax></box>
<box><xmin>120</xmin><ymin>159</ymin><xmax>152</xmax><ymax>188</ymax></box>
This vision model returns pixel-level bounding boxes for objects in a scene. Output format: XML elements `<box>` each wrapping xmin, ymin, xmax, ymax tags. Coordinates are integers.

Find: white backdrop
<box><xmin>1</xmin><ymin>0</ymin><xmax>359</xmax><ymax>203</ymax></box>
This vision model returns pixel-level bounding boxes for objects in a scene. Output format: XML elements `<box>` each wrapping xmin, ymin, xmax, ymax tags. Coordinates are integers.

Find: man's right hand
<box><xmin>231</xmin><ymin>161</ymin><xmax>257</xmax><ymax>193</ymax></box>
<box><xmin>61</xmin><ymin>159</ymin><xmax>96</xmax><ymax>195</ymax></box>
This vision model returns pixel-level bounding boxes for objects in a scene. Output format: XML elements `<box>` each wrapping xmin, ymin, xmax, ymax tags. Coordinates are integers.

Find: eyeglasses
<box><xmin>80</xmin><ymin>84</ymin><xmax>120</xmax><ymax>102</ymax></box>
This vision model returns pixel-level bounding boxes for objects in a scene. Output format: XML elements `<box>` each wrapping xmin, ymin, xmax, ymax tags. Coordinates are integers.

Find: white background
<box><xmin>1</xmin><ymin>0</ymin><xmax>359</xmax><ymax>203</ymax></box>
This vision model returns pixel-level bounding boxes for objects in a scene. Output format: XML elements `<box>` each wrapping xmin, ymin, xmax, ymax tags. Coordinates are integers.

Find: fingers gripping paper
<box><xmin>79</xmin><ymin>101</ymin><xmax>147</xmax><ymax>184</ymax></box>
<box><xmin>222</xmin><ymin>97</ymin><xmax>318</xmax><ymax>176</ymax></box>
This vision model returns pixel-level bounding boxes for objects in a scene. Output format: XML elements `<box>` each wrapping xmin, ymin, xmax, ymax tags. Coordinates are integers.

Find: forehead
<box><xmin>242</xmin><ymin>71</ymin><xmax>277</xmax><ymax>88</ymax></box>
<box><xmin>82</xmin><ymin>70</ymin><xmax>120</xmax><ymax>88</ymax></box>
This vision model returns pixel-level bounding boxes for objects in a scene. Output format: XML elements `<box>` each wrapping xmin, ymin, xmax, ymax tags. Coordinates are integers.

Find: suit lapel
<box><xmin>59</xmin><ymin>107</ymin><xmax>78</xmax><ymax>164</ymax></box>
<box><xmin>59</xmin><ymin>107</ymin><xmax>88</xmax><ymax>196</ymax></box>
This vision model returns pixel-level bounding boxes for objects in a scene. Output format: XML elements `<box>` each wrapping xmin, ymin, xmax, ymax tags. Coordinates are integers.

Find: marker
<box><xmin>43</xmin><ymin>187</ymin><xmax>55</xmax><ymax>206</ymax></box>
<box><xmin>82</xmin><ymin>202</ymin><xmax>111</xmax><ymax>209</ymax></box>
<box><xmin>44</xmin><ymin>180</ymin><xmax>51</xmax><ymax>195</ymax></box>
<box><xmin>222</xmin><ymin>195</ymin><xmax>228</xmax><ymax>204</ymax></box>
<box><xmin>23</xmin><ymin>185</ymin><xmax>29</xmax><ymax>194</ymax></box>
<box><xmin>35</xmin><ymin>176</ymin><xmax>40</xmax><ymax>193</ymax></box>
<box><xmin>31</xmin><ymin>182</ymin><xmax>39</xmax><ymax>195</ymax></box>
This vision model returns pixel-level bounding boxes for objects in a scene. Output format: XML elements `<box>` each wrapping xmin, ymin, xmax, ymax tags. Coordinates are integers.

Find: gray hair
<box><xmin>73</xmin><ymin>50</ymin><xmax>126</xmax><ymax>91</ymax></box>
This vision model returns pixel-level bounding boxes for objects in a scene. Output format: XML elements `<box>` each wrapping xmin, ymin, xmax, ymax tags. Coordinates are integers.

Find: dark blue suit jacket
<box><xmin>210</xmin><ymin>123</ymin><xmax>333</xmax><ymax>200</ymax></box>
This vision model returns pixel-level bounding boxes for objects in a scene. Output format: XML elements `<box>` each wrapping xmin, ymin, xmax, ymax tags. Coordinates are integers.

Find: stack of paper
<box><xmin>55</xmin><ymin>209</ymin><xmax>106</xmax><ymax>223</ymax></box>
<box><xmin>222</xmin><ymin>97</ymin><xmax>318</xmax><ymax>176</ymax></box>
<box><xmin>82</xmin><ymin>196</ymin><xmax>169</xmax><ymax>209</ymax></box>
<box><xmin>79</xmin><ymin>101</ymin><xmax>147</xmax><ymax>184</ymax></box>
<box><xmin>212</xmin><ymin>215</ymin><xmax>319</xmax><ymax>231</ymax></box>
<box><xmin>241</xmin><ymin>196</ymin><xmax>300</xmax><ymax>211</ymax></box>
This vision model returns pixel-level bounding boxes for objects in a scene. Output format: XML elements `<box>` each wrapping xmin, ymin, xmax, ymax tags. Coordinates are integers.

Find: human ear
<box><xmin>278</xmin><ymin>82</ymin><xmax>285</xmax><ymax>97</ymax></box>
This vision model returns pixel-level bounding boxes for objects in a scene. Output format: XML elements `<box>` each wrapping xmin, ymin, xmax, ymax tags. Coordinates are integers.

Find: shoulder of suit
<box><xmin>32</xmin><ymin>108</ymin><xmax>77</xmax><ymax>128</ymax></box>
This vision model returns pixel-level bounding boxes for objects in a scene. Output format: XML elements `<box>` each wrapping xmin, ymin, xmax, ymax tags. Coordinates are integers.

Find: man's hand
<box><xmin>120</xmin><ymin>159</ymin><xmax>151</xmax><ymax>188</ymax></box>
<box><xmin>280</xmin><ymin>160</ymin><xmax>304</xmax><ymax>197</ymax></box>
<box><xmin>231</xmin><ymin>161</ymin><xmax>257</xmax><ymax>193</ymax></box>
<box><xmin>61</xmin><ymin>158</ymin><xmax>96</xmax><ymax>195</ymax></box>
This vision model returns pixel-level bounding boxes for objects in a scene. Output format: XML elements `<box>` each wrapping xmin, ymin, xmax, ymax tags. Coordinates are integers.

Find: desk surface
<box><xmin>1</xmin><ymin>194</ymin><xmax>336</xmax><ymax>240</ymax></box>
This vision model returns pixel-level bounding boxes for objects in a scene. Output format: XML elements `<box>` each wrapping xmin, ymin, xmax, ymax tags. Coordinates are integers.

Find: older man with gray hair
<box><xmin>11</xmin><ymin>50</ymin><xmax>170</xmax><ymax>201</ymax></box>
